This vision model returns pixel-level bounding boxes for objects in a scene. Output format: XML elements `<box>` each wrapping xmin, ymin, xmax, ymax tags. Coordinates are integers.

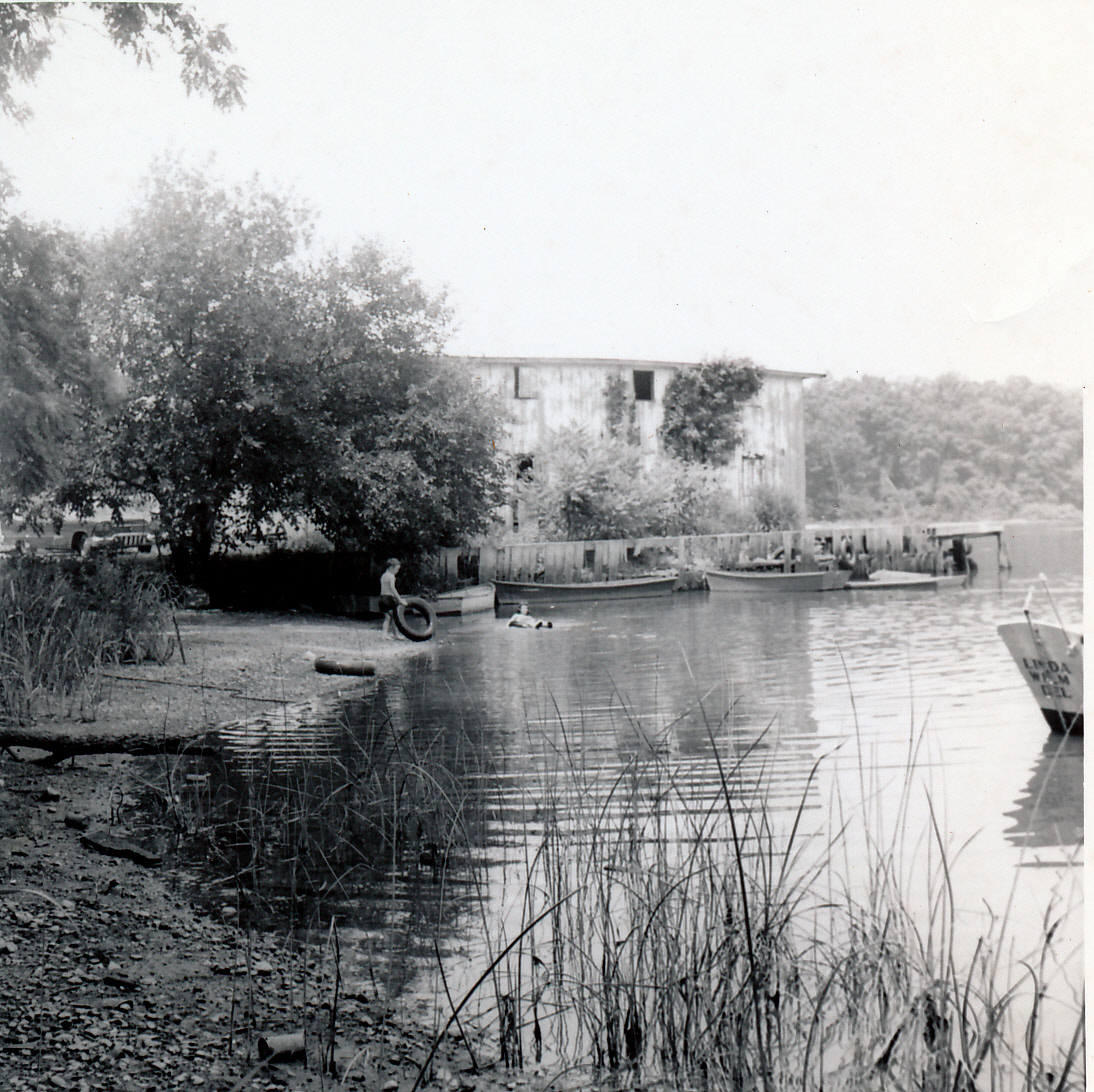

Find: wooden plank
<box><xmin>608</xmin><ymin>539</ymin><xmax>625</xmax><ymax>579</ymax></box>
<box><xmin>567</xmin><ymin>540</ymin><xmax>581</xmax><ymax>583</ymax></box>
<box><xmin>594</xmin><ymin>541</ymin><xmax>606</xmax><ymax>581</ymax></box>
<box><xmin>545</xmin><ymin>542</ymin><xmax>564</xmax><ymax>583</ymax></box>
<box><xmin>479</xmin><ymin>545</ymin><xmax>496</xmax><ymax>582</ymax></box>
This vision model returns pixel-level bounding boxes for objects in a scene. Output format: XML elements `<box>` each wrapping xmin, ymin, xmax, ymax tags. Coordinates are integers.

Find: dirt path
<box><xmin>0</xmin><ymin>611</ymin><xmax>533</xmax><ymax>1092</ymax></box>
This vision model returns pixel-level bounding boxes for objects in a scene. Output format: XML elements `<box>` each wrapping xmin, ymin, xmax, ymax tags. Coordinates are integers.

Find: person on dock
<box><xmin>508</xmin><ymin>603</ymin><xmax>552</xmax><ymax>629</ymax></box>
<box><xmin>379</xmin><ymin>557</ymin><xmax>408</xmax><ymax>640</ymax></box>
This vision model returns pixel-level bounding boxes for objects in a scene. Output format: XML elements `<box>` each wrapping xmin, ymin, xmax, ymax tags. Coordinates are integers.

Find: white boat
<box><xmin>494</xmin><ymin>574</ymin><xmax>678</xmax><ymax>606</ymax></box>
<box><xmin>704</xmin><ymin>568</ymin><xmax>851</xmax><ymax>593</ymax></box>
<box><xmin>432</xmin><ymin>583</ymin><xmax>496</xmax><ymax>616</ymax></box>
<box><xmin>998</xmin><ymin>589</ymin><xmax>1083</xmax><ymax>736</ymax></box>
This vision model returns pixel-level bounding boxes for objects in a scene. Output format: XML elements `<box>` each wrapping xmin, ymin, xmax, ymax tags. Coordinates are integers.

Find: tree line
<box><xmin>804</xmin><ymin>374</ymin><xmax>1082</xmax><ymax>523</ymax></box>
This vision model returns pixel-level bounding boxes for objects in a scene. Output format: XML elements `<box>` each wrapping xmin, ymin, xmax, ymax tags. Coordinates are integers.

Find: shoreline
<box><xmin>0</xmin><ymin>610</ymin><xmax>520</xmax><ymax>1091</ymax></box>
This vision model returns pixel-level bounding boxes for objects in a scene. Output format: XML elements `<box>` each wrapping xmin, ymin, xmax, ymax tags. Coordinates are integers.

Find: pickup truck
<box><xmin>81</xmin><ymin>520</ymin><xmax>160</xmax><ymax>555</ymax></box>
<box><xmin>1</xmin><ymin>517</ymin><xmax>161</xmax><ymax>556</ymax></box>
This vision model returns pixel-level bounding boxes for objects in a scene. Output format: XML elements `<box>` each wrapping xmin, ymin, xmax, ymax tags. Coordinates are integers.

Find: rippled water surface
<box><xmin>211</xmin><ymin>524</ymin><xmax>1083</xmax><ymax>1028</ymax></box>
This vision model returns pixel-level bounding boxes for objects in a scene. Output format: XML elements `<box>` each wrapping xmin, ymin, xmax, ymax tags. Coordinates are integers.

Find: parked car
<box><xmin>81</xmin><ymin>520</ymin><xmax>160</xmax><ymax>555</ymax></box>
<box><xmin>0</xmin><ymin>514</ymin><xmax>162</xmax><ymax>556</ymax></box>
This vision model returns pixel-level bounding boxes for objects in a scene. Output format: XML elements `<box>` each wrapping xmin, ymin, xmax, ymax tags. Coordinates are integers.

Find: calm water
<box><xmin>209</xmin><ymin>522</ymin><xmax>1083</xmax><ymax>1035</ymax></box>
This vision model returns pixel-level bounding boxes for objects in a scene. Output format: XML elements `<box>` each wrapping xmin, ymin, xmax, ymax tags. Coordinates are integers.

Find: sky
<box><xmin>1</xmin><ymin>0</ymin><xmax>1091</xmax><ymax>388</ymax></box>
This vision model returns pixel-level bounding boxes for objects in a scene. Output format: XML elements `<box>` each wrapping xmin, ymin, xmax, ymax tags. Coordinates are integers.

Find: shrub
<box><xmin>0</xmin><ymin>556</ymin><xmax>175</xmax><ymax>724</ymax></box>
<box><xmin>746</xmin><ymin>485</ymin><xmax>800</xmax><ymax>531</ymax></box>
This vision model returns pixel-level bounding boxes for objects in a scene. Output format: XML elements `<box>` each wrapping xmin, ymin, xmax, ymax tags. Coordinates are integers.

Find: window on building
<box><xmin>633</xmin><ymin>369</ymin><xmax>654</xmax><ymax>401</ymax></box>
<box><xmin>514</xmin><ymin>366</ymin><xmax>539</xmax><ymax>399</ymax></box>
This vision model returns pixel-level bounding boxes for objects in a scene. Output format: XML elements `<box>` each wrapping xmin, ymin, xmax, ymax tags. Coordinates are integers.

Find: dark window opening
<box><xmin>514</xmin><ymin>366</ymin><xmax>538</xmax><ymax>399</ymax></box>
<box><xmin>633</xmin><ymin>370</ymin><xmax>654</xmax><ymax>401</ymax></box>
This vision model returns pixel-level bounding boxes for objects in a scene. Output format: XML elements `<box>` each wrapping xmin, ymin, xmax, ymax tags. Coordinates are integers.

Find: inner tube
<box><xmin>314</xmin><ymin>658</ymin><xmax>376</xmax><ymax>676</ymax></box>
<box><xmin>395</xmin><ymin>597</ymin><xmax>436</xmax><ymax>641</ymax></box>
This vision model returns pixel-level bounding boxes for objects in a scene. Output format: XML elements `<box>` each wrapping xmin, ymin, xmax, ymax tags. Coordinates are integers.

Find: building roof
<box><xmin>444</xmin><ymin>355</ymin><xmax>826</xmax><ymax>381</ymax></box>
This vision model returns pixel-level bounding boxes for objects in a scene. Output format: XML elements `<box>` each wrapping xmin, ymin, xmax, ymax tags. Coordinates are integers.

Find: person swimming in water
<box><xmin>508</xmin><ymin>603</ymin><xmax>552</xmax><ymax>629</ymax></box>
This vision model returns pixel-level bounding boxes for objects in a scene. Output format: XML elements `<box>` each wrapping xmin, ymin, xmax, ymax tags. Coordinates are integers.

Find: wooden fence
<box><xmin>433</xmin><ymin>522</ymin><xmax>1003</xmax><ymax>590</ymax></box>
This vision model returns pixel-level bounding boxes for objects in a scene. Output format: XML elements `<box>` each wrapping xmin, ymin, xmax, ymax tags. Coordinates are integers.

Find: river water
<box><xmin>206</xmin><ymin>521</ymin><xmax>1083</xmax><ymax>1063</ymax></box>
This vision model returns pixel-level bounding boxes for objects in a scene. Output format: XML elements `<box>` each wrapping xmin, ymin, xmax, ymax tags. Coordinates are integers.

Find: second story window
<box><xmin>514</xmin><ymin>366</ymin><xmax>539</xmax><ymax>399</ymax></box>
<box><xmin>633</xmin><ymin>370</ymin><xmax>654</xmax><ymax>401</ymax></box>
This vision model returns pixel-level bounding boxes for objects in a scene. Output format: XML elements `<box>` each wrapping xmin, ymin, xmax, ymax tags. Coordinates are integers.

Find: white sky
<box><xmin>1</xmin><ymin>0</ymin><xmax>1091</xmax><ymax>387</ymax></box>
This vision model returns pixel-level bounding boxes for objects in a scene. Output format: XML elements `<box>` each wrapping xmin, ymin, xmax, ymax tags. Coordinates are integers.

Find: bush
<box><xmin>516</xmin><ymin>427</ymin><xmax>743</xmax><ymax>540</ymax></box>
<box><xmin>746</xmin><ymin>485</ymin><xmax>800</xmax><ymax>531</ymax></box>
<box><xmin>0</xmin><ymin>556</ymin><xmax>175</xmax><ymax>724</ymax></box>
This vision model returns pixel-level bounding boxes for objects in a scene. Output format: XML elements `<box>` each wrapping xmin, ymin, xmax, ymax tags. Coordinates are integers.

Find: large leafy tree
<box><xmin>0</xmin><ymin>2</ymin><xmax>244</xmax><ymax>513</ymax></box>
<box><xmin>75</xmin><ymin>164</ymin><xmax>506</xmax><ymax>578</ymax></box>
<box><xmin>658</xmin><ymin>356</ymin><xmax>764</xmax><ymax>465</ymax></box>
<box><xmin>0</xmin><ymin>2</ymin><xmax>245</xmax><ymax>121</ymax></box>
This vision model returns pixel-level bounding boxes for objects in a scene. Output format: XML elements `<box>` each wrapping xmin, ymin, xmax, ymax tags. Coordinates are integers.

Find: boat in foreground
<box><xmin>845</xmin><ymin>568</ymin><xmax>967</xmax><ymax>591</ymax></box>
<box><xmin>704</xmin><ymin>568</ymin><xmax>851</xmax><ymax>593</ymax></box>
<box><xmin>494</xmin><ymin>574</ymin><xmax>678</xmax><ymax>606</ymax></box>
<box><xmin>432</xmin><ymin>582</ymin><xmax>496</xmax><ymax>616</ymax></box>
<box><xmin>998</xmin><ymin>595</ymin><xmax>1083</xmax><ymax>736</ymax></box>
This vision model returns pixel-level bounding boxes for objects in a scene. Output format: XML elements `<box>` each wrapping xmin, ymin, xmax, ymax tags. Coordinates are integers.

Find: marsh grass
<box><xmin>148</xmin><ymin>670</ymin><xmax>1083</xmax><ymax>1092</ymax></box>
<box><xmin>0</xmin><ymin>555</ymin><xmax>175</xmax><ymax>724</ymax></box>
<box><xmin>435</xmin><ymin>695</ymin><xmax>1083</xmax><ymax>1092</ymax></box>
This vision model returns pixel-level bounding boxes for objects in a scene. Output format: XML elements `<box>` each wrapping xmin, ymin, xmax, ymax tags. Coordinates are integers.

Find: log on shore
<box><xmin>0</xmin><ymin>722</ymin><xmax>219</xmax><ymax>765</ymax></box>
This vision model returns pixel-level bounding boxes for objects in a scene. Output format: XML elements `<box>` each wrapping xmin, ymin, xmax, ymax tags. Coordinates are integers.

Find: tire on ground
<box><xmin>395</xmin><ymin>597</ymin><xmax>436</xmax><ymax>641</ymax></box>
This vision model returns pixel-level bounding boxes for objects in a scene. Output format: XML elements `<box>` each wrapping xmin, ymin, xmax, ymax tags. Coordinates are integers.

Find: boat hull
<box><xmin>433</xmin><ymin>583</ymin><xmax>496</xmax><ymax>616</ymax></box>
<box><xmin>998</xmin><ymin>620</ymin><xmax>1083</xmax><ymax>736</ymax></box>
<box><xmin>705</xmin><ymin>568</ymin><xmax>851</xmax><ymax>593</ymax></box>
<box><xmin>846</xmin><ymin>569</ymin><xmax>942</xmax><ymax>591</ymax></box>
<box><xmin>494</xmin><ymin>575</ymin><xmax>678</xmax><ymax>606</ymax></box>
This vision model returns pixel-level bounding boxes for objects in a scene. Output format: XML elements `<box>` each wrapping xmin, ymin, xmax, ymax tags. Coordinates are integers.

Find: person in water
<box><xmin>508</xmin><ymin>603</ymin><xmax>552</xmax><ymax>629</ymax></box>
<box><xmin>379</xmin><ymin>557</ymin><xmax>408</xmax><ymax>640</ymax></box>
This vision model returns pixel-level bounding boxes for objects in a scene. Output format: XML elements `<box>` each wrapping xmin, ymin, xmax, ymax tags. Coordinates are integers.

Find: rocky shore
<box><xmin>0</xmin><ymin>611</ymin><xmax>524</xmax><ymax>1092</ymax></box>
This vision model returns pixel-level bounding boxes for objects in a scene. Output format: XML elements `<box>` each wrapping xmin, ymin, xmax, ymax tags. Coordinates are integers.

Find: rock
<box><xmin>64</xmin><ymin>814</ymin><xmax>91</xmax><ymax>831</ymax></box>
<box><xmin>38</xmin><ymin>788</ymin><xmax>63</xmax><ymax>803</ymax></box>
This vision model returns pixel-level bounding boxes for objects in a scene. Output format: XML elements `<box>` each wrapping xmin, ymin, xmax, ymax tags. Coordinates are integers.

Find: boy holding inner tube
<box><xmin>379</xmin><ymin>557</ymin><xmax>408</xmax><ymax>640</ymax></box>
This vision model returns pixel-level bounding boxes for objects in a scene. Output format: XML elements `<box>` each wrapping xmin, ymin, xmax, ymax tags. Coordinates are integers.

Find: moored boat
<box><xmin>494</xmin><ymin>574</ymin><xmax>678</xmax><ymax>606</ymax></box>
<box><xmin>846</xmin><ymin>569</ymin><xmax>941</xmax><ymax>591</ymax></box>
<box><xmin>432</xmin><ymin>582</ymin><xmax>496</xmax><ymax>616</ymax></box>
<box><xmin>998</xmin><ymin>591</ymin><xmax>1083</xmax><ymax>736</ymax></box>
<box><xmin>704</xmin><ymin>568</ymin><xmax>851</xmax><ymax>593</ymax></box>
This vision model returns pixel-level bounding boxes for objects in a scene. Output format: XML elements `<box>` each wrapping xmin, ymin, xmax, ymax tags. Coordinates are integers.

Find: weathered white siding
<box><xmin>448</xmin><ymin>356</ymin><xmax>820</xmax><ymax>511</ymax></box>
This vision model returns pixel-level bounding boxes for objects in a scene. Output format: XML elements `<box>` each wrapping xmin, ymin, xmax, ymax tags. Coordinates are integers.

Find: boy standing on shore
<box><xmin>379</xmin><ymin>558</ymin><xmax>407</xmax><ymax>640</ymax></box>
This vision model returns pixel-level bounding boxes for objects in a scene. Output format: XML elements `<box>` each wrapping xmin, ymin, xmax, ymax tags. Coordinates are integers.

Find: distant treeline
<box><xmin>804</xmin><ymin>375</ymin><xmax>1081</xmax><ymax>522</ymax></box>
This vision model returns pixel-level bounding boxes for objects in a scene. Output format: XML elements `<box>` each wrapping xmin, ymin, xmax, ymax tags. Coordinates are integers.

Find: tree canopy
<box><xmin>658</xmin><ymin>356</ymin><xmax>764</xmax><ymax>464</ymax></box>
<box><xmin>804</xmin><ymin>374</ymin><xmax>1082</xmax><ymax>522</ymax></box>
<box><xmin>0</xmin><ymin>2</ymin><xmax>245</xmax><ymax>121</ymax></box>
<box><xmin>66</xmin><ymin>163</ymin><xmax>505</xmax><ymax>577</ymax></box>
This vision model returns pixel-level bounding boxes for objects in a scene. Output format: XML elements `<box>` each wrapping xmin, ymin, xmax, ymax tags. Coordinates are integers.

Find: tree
<box><xmin>0</xmin><ymin>204</ymin><xmax>123</xmax><ymax>510</ymax></box>
<box><xmin>0</xmin><ymin>2</ymin><xmax>245</xmax><ymax>516</ymax></box>
<box><xmin>0</xmin><ymin>2</ymin><xmax>245</xmax><ymax>121</ymax></box>
<box><xmin>74</xmin><ymin>163</ymin><xmax>506</xmax><ymax>577</ymax></box>
<box><xmin>803</xmin><ymin>374</ymin><xmax>1082</xmax><ymax>521</ymax></box>
<box><xmin>658</xmin><ymin>356</ymin><xmax>764</xmax><ymax>464</ymax></box>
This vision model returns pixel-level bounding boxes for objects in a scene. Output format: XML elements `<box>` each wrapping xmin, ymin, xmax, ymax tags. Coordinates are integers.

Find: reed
<box><xmin>454</xmin><ymin>696</ymin><xmax>1084</xmax><ymax>1092</ymax></box>
<box><xmin>146</xmin><ymin>667</ymin><xmax>1083</xmax><ymax>1092</ymax></box>
<box><xmin>0</xmin><ymin>555</ymin><xmax>176</xmax><ymax>724</ymax></box>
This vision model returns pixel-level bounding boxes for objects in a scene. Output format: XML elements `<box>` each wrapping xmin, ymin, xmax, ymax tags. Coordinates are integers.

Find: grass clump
<box><xmin>454</xmin><ymin>713</ymin><xmax>1084</xmax><ymax>1092</ymax></box>
<box><xmin>0</xmin><ymin>555</ymin><xmax>176</xmax><ymax>724</ymax></box>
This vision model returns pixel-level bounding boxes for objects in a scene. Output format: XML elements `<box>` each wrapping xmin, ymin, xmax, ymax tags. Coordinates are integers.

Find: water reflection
<box><xmin>189</xmin><ymin>529</ymin><xmax>1081</xmax><ymax>1019</ymax></box>
<box><xmin>1004</xmin><ymin>733</ymin><xmax>1084</xmax><ymax>853</ymax></box>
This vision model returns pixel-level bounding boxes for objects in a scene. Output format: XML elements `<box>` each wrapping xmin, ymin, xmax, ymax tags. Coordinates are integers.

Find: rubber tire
<box><xmin>395</xmin><ymin>597</ymin><xmax>436</xmax><ymax>641</ymax></box>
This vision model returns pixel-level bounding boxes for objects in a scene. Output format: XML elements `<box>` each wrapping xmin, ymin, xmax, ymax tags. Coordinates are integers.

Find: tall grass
<box><xmin>0</xmin><ymin>555</ymin><xmax>176</xmax><ymax>724</ymax></box>
<box><xmin>442</xmin><ymin>705</ymin><xmax>1083</xmax><ymax>1092</ymax></box>
<box><xmin>148</xmin><ymin>672</ymin><xmax>1083</xmax><ymax>1092</ymax></box>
